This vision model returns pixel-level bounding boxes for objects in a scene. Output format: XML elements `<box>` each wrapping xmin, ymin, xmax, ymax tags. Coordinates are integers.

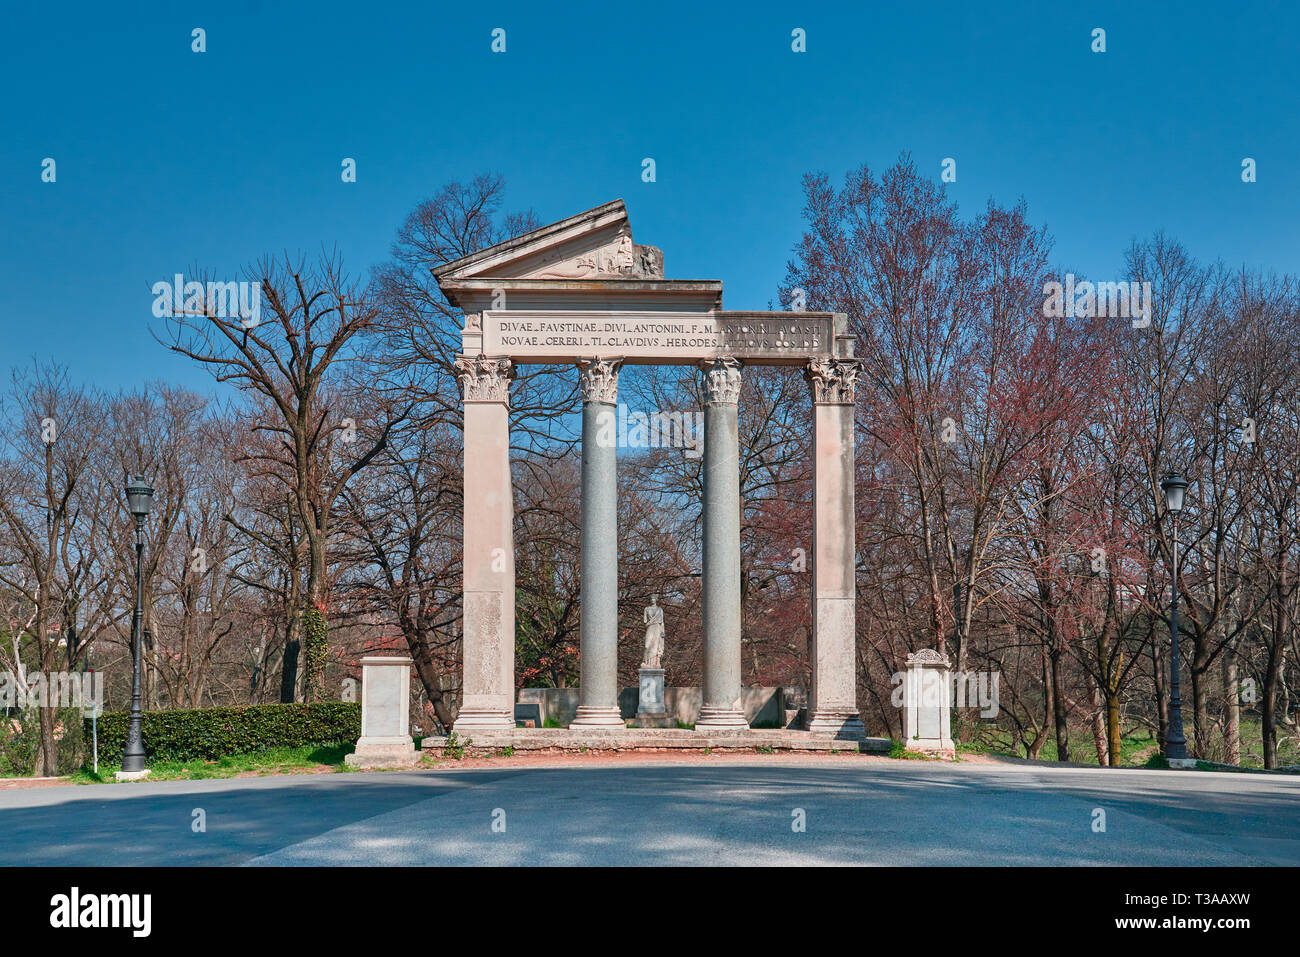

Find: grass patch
<box><xmin>960</xmin><ymin>720</ymin><xmax>1298</xmax><ymax>769</ymax></box>
<box><xmin>70</xmin><ymin>744</ymin><xmax>353</xmax><ymax>784</ymax></box>
<box><xmin>960</xmin><ymin>727</ymin><xmax>1168</xmax><ymax>766</ymax></box>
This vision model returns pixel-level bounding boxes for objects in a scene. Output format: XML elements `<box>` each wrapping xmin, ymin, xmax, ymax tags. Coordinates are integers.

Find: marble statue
<box><xmin>642</xmin><ymin>595</ymin><xmax>664</xmax><ymax>669</ymax></box>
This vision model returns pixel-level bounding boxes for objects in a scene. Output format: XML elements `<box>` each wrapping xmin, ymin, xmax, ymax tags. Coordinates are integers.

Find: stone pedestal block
<box><xmin>638</xmin><ymin>667</ymin><xmax>666</xmax><ymax>713</ymax></box>
<box><xmin>632</xmin><ymin>667</ymin><xmax>675</xmax><ymax>727</ymax></box>
<box><xmin>903</xmin><ymin>649</ymin><xmax>954</xmax><ymax>756</ymax></box>
<box><xmin>346</xmin><ymin>656</ymin><xmax>420</xmax><ymax>768</ymax></box>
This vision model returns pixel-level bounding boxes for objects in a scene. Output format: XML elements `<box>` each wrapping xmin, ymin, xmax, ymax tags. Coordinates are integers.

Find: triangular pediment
<box><xmin>433</xmin><ymin>199</ymin><xmax>664</xmax><ymax>282</ymax></box>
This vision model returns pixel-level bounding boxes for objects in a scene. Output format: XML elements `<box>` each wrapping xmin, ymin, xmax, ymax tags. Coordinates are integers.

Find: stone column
<box><xmin>805</xmin><ymin>358</ymin><xmax>867</xmax><ymax>740</ymax></box>
<box><xmin>696</xmin><ymin>357</ymin><xmax>749</xmax><ymax>731</ymax></box>
<box><xmin>570</xmin><ymin>358</ymin><xmax>625</xmax><ymax>728</ymax></box>
<box><xmin>453</xmin><ymin>356</ymin><xmax>516</xmax><ymax>732</ymax></box>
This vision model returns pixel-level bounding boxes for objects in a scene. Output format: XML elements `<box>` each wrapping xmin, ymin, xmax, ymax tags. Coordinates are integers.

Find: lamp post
<box><xmin>1161</xmin><ymin>472</ymin><xmax>1190</xmax><ymax>764</ymax></box>
<box><xmin>119</xmin><ymin>474</ymin><xmax>153</xmax><ymax>778</ymax></box>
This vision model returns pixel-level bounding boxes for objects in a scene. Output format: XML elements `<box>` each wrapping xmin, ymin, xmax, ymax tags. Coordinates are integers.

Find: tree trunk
<box><xmin>1190</xmin><ymin>660</ymin><xmax>1210</xmax><ymax>759</ymax></box>
<box><xmin>1262</xmin><ymin>650</ymin><xmax>1280</xmax><ymax>770</ymax></box>
<box><xmin>301</xmin><ymin>605</ymin><xmax>327</xmax><ymax>703</ymax></box>
<box><xmin>1050</xmin><ymin>647</ymin><xmax>1069</xmax><ymax>762</ymax></box>
<box><xmin>1098</xmin><ymin>599</ymin><xmax>1123</xmax><ymax>766</ymax></box>
<box><xmin>1086</xmin><ymin>671</ymin><xmax>1108</xmax><ymax>766</ymax></box>
<box><xmin>1151</xmin><ymin>627</ymin><xmax>1168</xmax><ymax>752</ymax></box>
<box><xmin>37</xmin><ymin>703</ymin><xmax>58</xmax><ymax>777</ymax></box>
<box><xmin>1031</xmin><ymin>650</ymin><xmax>1051</xmax><ymax>761</ymax></box>
<box><xmin>1223</xmin><ymin>642</ymin><xmax>1240</xmax><ymax>766</ymax></box>
<box><xmin>409</xmin><ymin>637</ymin><xmax>456</xmax><ymax>731</ymax></box>
<box><xmin>144</xmin><ymin>628</ymin><xmax>158</xmax><ymax>709</ymax></box>
<box><xmin>1261</xmin><ymin>561</ymin><xmax>1292</xmax><ymax>770</ymax></box>
<box><xmin>300</xmin><ymin>533</ymin><xmax>329</xmax><ymax>702</ymax></box>
<box><xmin>1106</xmin><ymin>689</ymin><xmax>1122</xmax><ymax>766</ymax></box>
<box><xmin>280</xmin><ymin>631</ymin><xmax>300</xmax><ymax>703</ymax></box>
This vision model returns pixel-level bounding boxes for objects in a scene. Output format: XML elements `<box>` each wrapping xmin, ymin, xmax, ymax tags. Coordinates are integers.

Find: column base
<box><xmin>452</xmin><ymin>709</ymin><xmax>515</xmax><ymax>732</ymax></box>
<box><xmin>345</xmin><ymin>737</ymin><xmax>419</xmax><ymax>769</ymax></box>
<box><xmin>695</xmin><ymin>707</ymin><xmax>749</xmax><ymax>731</ymax></box>
<box><xmin>807</xmin><ymin>710</ymin><xmax>867</xmax><ymax>741</ymax></box>
<box><xmin>114</xmin><ymin>769</ymin><xmax>151</xmax><ymax>782</ymax></box>
<box><xmin>569</xmin><ymin>706</ymin><xmax>625</xmax><ymax>729</ymax></box>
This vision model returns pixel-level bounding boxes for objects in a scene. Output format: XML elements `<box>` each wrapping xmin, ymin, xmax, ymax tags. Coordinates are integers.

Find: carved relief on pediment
<box><xmin>531</xmin><ymin>227</ymin><xmax>665</xmax><ymax>280</ymax></box>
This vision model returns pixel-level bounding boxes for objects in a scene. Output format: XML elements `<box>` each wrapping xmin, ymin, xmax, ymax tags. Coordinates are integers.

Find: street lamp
<box><xmin>120</xmin><ymin>474</ymin><xmax>153</xmax><ymax>777</ymax></box>
<box><xmin>1161</xmin><ymin>472</ymin><xmax>1190</xmax><ymax>764</ymax></box>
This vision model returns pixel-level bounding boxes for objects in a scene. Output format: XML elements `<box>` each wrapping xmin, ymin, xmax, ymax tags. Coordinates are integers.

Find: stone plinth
<box><xmin>903</xmin><ymin>649</ymin><xmax>954</xmax><ymax>757</ymax></box>
<box><xmin>422</xmin><ymin>727</ymin><xmax>893</xmax><ymax>754</ymax></box>
<box><xmin>522</xmin><ymin>685</ymin><xmax>798</xmax><ymax>728</ymax></box>
<box><xmin>632</xmin><ymin>667</ymin><xmax>675</xmax><ymax>728</ymax></box>
<box><xmin>346</xmin><ymin>656</ymin><xmax>419</xmax><ymax>768</ymax></box>
<box><xmin>638</xmin><ymin>667</ymin><xmax>666</xmax><ymax>712</ymax></box>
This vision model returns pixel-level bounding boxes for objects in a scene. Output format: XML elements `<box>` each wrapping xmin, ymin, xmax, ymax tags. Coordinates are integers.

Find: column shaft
<box><xmin>571</xmin><ymin>359</ymin><xmax>624</xmax><ymax>728</ymax></box>
<box><xmin>806</xmin><ymin>359</ymin><xmax>866</xmax><ymax>739</ymax></box>
<box><xmin>697</xmin><ymin>358</ymin><xmax>748</xmax><ymax>731</ymax></box>
<box><xmin>454</xmin><ymin>357</ymin><xmax>516</xmax><ymax>731</ymax></box>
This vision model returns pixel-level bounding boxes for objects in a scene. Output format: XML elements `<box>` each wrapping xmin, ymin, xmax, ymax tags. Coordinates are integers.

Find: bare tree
<box><xmin>0</xmin><ymin>363</ymin><xmax>111</xmax><ymax>774</ymax></box>
<box><xmin>160</xmin><ymin>252</ymin><xmax>400</xmax><ymax>701</ymax></box>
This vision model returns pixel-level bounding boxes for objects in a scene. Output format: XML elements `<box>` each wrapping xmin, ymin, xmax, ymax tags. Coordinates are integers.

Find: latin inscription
<box><xmin>484</xmin><ymin>316</ymin><xmax>833</xmax><ymax>361</ymax></box>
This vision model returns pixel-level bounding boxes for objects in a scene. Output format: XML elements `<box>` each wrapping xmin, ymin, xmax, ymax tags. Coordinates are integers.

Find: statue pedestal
<box><xmin>632</xmin><ymin>667</ymin><xmax>675</xmax><ymax>728</ymax></box>
<box><xmin>346</xmin><ymin>656</ymin><xmax>420</xmax><ymax>768</ymax></box>
<box><xmin>903</xmin><ymin>649</ymin><xmax>954</xmax><ymax>758</ymax></box>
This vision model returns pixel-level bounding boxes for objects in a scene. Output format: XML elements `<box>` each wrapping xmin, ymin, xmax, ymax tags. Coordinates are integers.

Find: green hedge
<box><xmin>85</xmin><ymin>702</ymin><xmax>361</xmax><ymax>764</ymax></box>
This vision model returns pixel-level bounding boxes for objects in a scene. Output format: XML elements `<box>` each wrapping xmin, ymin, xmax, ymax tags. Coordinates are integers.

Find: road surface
<box><xmin>2</xmin><ymin>757</ymin><xmax>1296</xmax><ymax>866</ymax></box>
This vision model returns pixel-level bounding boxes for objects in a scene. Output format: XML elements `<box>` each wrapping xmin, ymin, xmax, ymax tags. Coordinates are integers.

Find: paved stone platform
<box><xmin>422</xmin><ymin>728</ymin><xmax>892</xmax><ymax>754</ymax></box>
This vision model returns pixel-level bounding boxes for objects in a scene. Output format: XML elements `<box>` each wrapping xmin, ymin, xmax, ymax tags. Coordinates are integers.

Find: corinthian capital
<box><xmin>805</xmin><ymin>358</ymin><xmax>859</xmax><ymax>405</ymax></box>
<box><xmin>577</xmin><ymin>358</ymin><xmax>622</xmax><ymax>404</ymax></box>
<box><xmin>700</xmin><ymin>357</ymin><xmax>742</xmax><ymax>405</ymax></box>
<box><xmin>456</xmin><ymin>355</ymin><xmax>515</xmax><ymax>404</ymax></box>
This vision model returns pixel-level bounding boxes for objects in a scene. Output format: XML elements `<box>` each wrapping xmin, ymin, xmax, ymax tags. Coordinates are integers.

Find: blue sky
<box><xmin>2</xmin><ymin>1</ymin><xmax>1296</xmax><ymax>392</ymax></box>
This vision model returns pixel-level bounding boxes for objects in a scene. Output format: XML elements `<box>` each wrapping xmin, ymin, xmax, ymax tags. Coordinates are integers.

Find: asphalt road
<box><xmin>2</xmin><ymin>758</ymin><xmax>1297</xmax><ymax>866</ymax></box>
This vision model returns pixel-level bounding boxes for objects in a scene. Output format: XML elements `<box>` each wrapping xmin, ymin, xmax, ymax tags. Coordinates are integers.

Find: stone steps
<box><xmin>423</xmin><ymin>728</ymin><xmax>892</xmax><ymax>754</ymax></box>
